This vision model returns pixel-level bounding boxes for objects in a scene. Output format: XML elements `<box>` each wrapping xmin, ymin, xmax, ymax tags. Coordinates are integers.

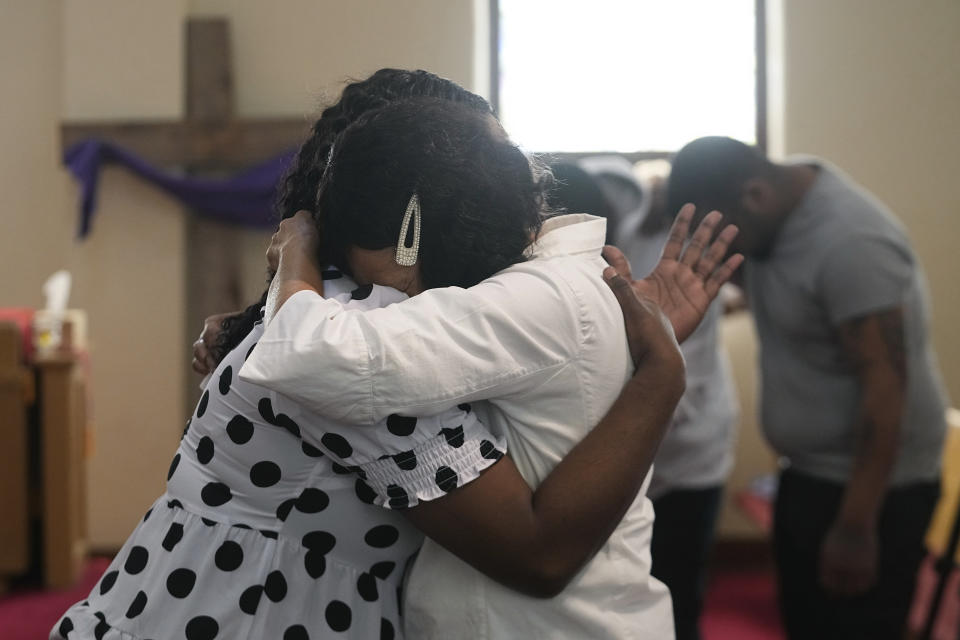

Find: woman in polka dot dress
<box><xmin>52</xmin><ymin>274</ymin><xmax>511</xmax><ymax>640</ymax></box>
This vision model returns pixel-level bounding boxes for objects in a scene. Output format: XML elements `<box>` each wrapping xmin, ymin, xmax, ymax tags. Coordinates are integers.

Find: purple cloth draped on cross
<box><xmin>64</xmin><ymin>139</ymin><xmax>297</xmax><ymax>239</ymax></box>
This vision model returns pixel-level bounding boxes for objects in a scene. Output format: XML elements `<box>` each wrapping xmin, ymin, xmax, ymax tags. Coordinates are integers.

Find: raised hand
<box><xmin>602</xmin><ymin>204</ymin><xmax>743</xmax><ymax>344</ymax></box>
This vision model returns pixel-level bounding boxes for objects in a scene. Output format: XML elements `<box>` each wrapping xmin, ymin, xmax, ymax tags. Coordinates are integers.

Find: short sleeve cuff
<box><xmin>819</xmin><ymin>236</ymin><xmax>914</xmax><ymax>325</ymax></box>
<box><xmin>354</xmin><ymin>424</ymin><xmax>507</xmax><ymax>510</ymax></box>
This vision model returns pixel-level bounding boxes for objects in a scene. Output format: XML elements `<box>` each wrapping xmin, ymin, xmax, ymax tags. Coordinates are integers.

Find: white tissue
<box><xmin>43</xmin><ymin>270</ymin><xmax>72</xmax><ymax>317</ymax></box>
<box><xmin>35</xmin><ymin>270</ymin><xmax>72</xmax><ymax>351</ymax></box>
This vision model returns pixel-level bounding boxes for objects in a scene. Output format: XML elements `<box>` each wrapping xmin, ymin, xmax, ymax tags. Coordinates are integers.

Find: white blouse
<box><xmin>241</xmin><ymin>214</ymin><xmax>674</xmax><ymax>639</ymax></box>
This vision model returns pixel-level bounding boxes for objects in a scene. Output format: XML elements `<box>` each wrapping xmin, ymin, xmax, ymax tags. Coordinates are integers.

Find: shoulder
<box><xmin>415</xmin><ymin>256</ymin><xmax>593</xmax><ymax>322</ymax></box>
<box><xmin>410</xmin><ymin>255</ymin><xmax>612</xmax><ymax>357</ymax></box>
<box><xmin>781</xmin><ymin>165</ymin><xmax>912</xmax><ymax>273</ymax></box>
<box><xmin>492</xmin><ymin>255</ymin><xmax>617</xmax><ymax>322</ymax></box>
<box><xmin>813</xmin><ymin>165</ymin><xmax>909</xmax><ymax>241</ymax></box>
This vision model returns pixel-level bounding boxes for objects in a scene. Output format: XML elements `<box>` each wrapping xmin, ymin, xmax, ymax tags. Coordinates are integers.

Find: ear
<box><xmin>740</xmin><ymin>177</ymin><xmax>777</xmax><ymax>215</ymax></box>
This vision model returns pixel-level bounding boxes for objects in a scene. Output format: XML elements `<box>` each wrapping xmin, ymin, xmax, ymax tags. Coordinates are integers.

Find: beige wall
<box><xmin>779</xmin><ymin>0</ymin><xmax>960</xmax><ymax>401</ymax></box>
<box><xmin>66</xmin><ymin>1</ymin><xmax>189</xmax><ymax>548</ymax></box>
<box><xmin>188</xmin><ymin>0</ymin><xmax>476</xmax><ymax>117</ymax></box>
<box><xmin>1</xmin><ymin>2</ymin><xmax>189</xmax><ymax>547</ymax></box>
<box><xmin>1</xmin><ymin>2</ymin><xmax>73</xmax><ymax>306</ymax></box>
<box><xmin>63</xmin><ymin>2</ymin><xmax>185</xmax><ymax>120</ymax></box>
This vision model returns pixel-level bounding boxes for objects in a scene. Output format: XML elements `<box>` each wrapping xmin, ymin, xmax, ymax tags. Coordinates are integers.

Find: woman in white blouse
<box><xmin>241</xmin><ymin>97</ymin><xmax>742</xmax><ymax>639</ymax></box>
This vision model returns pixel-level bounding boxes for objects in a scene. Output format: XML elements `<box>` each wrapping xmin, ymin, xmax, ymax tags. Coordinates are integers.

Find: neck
<box><xmin>384</xmin><ymin>267</ymin><xmax>424</xmax><ymax>297</ymax></box>
<box><xmin>402</xmin><ymin>279</ymin><xmax>425</xmax><ymax>297</ymax></box>
<box><xmin>750</xmin><ymin>165</ymin><xmax>818</xmax><ymax>258</ymax></box>
<box><xmin>780</xmin><ymin>163</ymin><xmax>818</xmax><ymax>213</ymax></box>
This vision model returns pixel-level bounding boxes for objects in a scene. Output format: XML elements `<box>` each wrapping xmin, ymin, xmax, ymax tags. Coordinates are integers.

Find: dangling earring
<box><xmin>395</xmin><ymin>193</ymin><xmax>421</xmax><ymax>266</ymax></box>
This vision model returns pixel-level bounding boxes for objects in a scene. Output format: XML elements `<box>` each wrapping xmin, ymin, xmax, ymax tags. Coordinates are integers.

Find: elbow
<box><xmin>526</xmin><ymin>578</ymin><xmax>571</xmax><ymax>600</ymax></box>
<box><xmin>511</xmin><ymin>557</ymin><xmax>580</xmax><ymax>599</ymax></box>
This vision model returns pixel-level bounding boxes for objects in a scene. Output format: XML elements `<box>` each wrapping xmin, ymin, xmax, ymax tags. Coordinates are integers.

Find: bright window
<box><xmin>495</xmin><ymin>0</ymin><xmax>760</xmax><ymax>154</ymax></box>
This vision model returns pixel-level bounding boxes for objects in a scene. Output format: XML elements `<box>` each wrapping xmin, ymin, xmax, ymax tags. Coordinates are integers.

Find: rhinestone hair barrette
<box><xmin>395</xmin><ymin>192</ymin><xmax>421</xmax><ymax>266</ymax></box>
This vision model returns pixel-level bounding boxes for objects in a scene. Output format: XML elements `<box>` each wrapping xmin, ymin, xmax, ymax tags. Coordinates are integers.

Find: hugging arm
<box><xmin>264</xmin><ymin>210</ymin><xmax>325</xmax><ymax>323</ymax></box>
<box><xmin>223</xmin><ymin>210</ymin><xmax>740</xmax><ymax>596</ymax></box>
<box><xmin>191</xmin><ymin>211</ymin><xmax>324</xmax><ymax>377</ymax></box>
<box><xmin>402</xmin><ymin>271</ymin><xmax>685</xmax><ymax>597</ymax></box>
<box><xmin>192</xmin><ymin>312</ymin><xmax>238</xmax><ymax>375</ymax></box>
<box><xmin>300</xmin><ymin>272</ymin><xmax>688</xmax><ymax>598</ymax></box>
<box><xmin>239</xmin><ymin>208</ymin><xmax>741</xmax><ymax>424</ymax></box>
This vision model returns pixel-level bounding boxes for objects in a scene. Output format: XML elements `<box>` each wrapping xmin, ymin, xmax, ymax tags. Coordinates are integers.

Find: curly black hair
<box><xmin>319</xmin><ymin>97</ymin><xmax>547</xmax><ymax>290</ymax></box>
<box><xmin>277</xmin><ymin>69</ymin><xmax>492</xmax><ymax>223</ymax></box>
<box><xmin>666</xmin><ymin>136</ymin><xmax>774</xmax><ymax>220</ymax></box>
<box><xmin>212</xmin><ymin>69</ymin><xmax>520</xmax><ymax>363</ymax></box>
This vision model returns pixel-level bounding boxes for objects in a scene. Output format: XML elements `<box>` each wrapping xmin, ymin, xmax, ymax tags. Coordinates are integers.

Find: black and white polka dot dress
<box><xmin>52</xmin><ymin>275</ymin><xmax>506</xmax><ymax>640</ymax></box>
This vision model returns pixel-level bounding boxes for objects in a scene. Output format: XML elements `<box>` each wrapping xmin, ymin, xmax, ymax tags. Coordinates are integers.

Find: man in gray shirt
<box><xmin>666</xmin><ymin>137</ymin><xmax>947</xmax><ymax>639</ymax></box>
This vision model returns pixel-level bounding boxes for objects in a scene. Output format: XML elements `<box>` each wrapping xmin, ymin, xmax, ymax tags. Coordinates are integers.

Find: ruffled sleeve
<box><xmin>300</xmin><ymin>403</ymin><xmax>507</xmax><ymax>510</ymax></box>
<box><xmin>355</xmin><ymin>407</ymin><xmax>507</xmax><ymax>509</ymax></box>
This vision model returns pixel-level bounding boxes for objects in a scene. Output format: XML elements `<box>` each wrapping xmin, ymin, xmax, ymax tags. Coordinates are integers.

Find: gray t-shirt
<box><xmin>747</xmin><ymin>158</ymin><xmax>947</xmax><ymax>485</ymax></box>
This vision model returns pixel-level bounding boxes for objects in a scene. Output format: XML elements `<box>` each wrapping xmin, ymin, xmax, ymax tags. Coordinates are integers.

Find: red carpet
<box><xmin>702</xmin><ymin>567</ymin><xmax>785</xmax><ymax>640</ymax></box>
<box><xmin>1</xmin><ymin>558</ymin><xmax>783</xmax><ymax>639</ymax></box>
<box><xmin>0</xmin><ymin>557</ymin><xmax>110</xmax><ymax>640</ymax></box>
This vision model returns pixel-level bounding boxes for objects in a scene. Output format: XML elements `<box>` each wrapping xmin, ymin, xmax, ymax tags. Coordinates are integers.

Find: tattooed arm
<box><xmin>819</xmin><ymin>307</ymin><xmax>907</xmax><ymax>596</ymax></box>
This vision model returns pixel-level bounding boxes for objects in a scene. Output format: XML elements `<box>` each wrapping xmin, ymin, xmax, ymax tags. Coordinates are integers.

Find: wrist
<box><xmin>277</xmin><ymin>249</ymin><xmax>323</xmax><ymax>290</ymax></box>
<box><xmin>264</xmin><ymin>253</ymin><xmax>324</xmax><ymax>324</ymax></box>
<box><xmin>631</xmin><ymin>345</ymin><xmax>685</xmax><ymax>398</ymax></box>
<box><xmin>836</xmin><ymin>504</ymin><xmax>879</xmax><ymax>531</ymax></box>
<box><xmin>637</xmin><ymin>336</ymin><xmax>683</xmax><ymax>373</ymax></box>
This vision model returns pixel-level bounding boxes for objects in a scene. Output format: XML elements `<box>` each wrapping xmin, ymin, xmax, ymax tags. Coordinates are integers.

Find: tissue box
<box><xmin>33</xmin><ymin>309</ymin><xmax>88</xmax><ymax>353</ymax></box>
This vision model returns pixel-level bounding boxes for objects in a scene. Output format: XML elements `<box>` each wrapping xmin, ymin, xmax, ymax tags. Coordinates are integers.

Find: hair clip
<box><xmin>395</xmin><ymin>192</ymin><xmax>421</xmax><ymax>266</ymax></box>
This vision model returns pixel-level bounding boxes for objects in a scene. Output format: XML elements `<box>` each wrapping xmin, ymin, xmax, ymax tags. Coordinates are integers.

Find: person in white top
<box><xmin>239</xmin><ymin>96</ymin><xmax>742</xmax><ymax>639</ymax></box>
<box><xmin>575</xmin><ymin>156</ymin><xmax>739</xmax><ymax>640</ymax></box>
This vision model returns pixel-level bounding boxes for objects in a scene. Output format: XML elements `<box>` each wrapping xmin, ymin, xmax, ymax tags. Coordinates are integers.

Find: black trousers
<box><xmin>651</xmin><ymin>486</ymin><xmax>723</xmax><ymax>640</ymax></box>
<box><xmin>773</xmin><ymin>468</ymin><xmax>939</xmax><ymax>640</ymax></box>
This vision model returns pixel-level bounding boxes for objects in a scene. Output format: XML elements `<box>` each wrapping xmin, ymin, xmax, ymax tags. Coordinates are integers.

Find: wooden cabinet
<box><xmin>0</xmin><ymin>323</ymin><xmax>32</xmax><ymax>583</ymax></box>
<box><xmin>0</xmin><ymin>321</ymin><xmax>89</xmax><ymax>589</ymax></box>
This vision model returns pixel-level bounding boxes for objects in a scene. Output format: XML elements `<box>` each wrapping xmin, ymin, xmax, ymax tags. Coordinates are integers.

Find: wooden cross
<box><xmin>61</xmin><ymin>18</ymin><xmax>307</xmax><ymax>169</ymax></box>
<box><xmin>61</xmin><ymin>18</ymin><xmax>309</xmax><ymax>410</ymax></box>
